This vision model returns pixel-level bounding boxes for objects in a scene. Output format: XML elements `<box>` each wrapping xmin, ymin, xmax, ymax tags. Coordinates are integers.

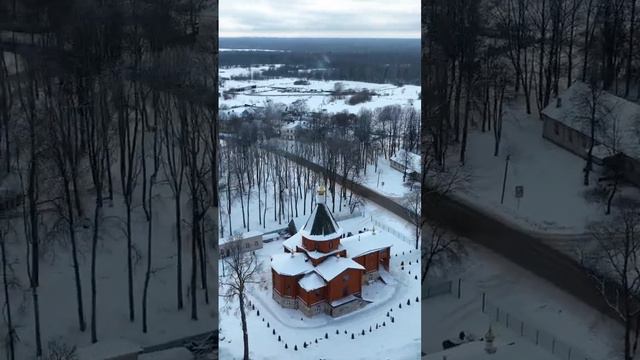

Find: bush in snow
<box><xmin>316</xmin><ymin>339</ymin><xmax>319</xmax><ymax>343</ymax></box>
<box><xmin>294</xmin><ymin>345</ymin><xmax>298</xmax><ymax>351</ymax></box>
<box><xmin>369</xmin><ymin>326</ymin><xmax>372</xmax><ymax>332</ymax></box>
<box><xmin>409</xmin><ymin>261</ymin><xmax>412</xmax><ymax>265</ymax></box>
<box><xmin>386</xmin><ymin>311</ymin><xmax>389</xmax><ymax>317</ymax></box>
<box><xmin>361</xmin><ymin>329</ymin><xmax>365</xmax><ymax>335</ymax></box>
<box><xmin>416</xmin><ymin>297</ymin><xmax>419</xmax><ymax>302</ymax></box>
<box><xmin>351</xmin><ymin>333</ymin><xmax>355</xmax><ymax>339</ymax></box>
<box><xmin>401</xmin><ymin>261</ymin><xmax>404</xmax><ymax>266</ymax></box>
<box><xmin>325</xmin><ymin>333</ymin><xmax>329</xmax><ymax>339</ymax></box>
<box><xmin>272</xmin><ymin>329</ymin><xmax>276</xmax><ymax>335</ymax></box>
<box><xmin>383</xmin><ymin>321</ymin><xmax>386</xmax><ymax>326</ymax></box>
<box><xmin>336</xmin><ymin>330</ymin><xmax>340</xmax><ymax>335</ymax></box>
<box><xmin>376</xmin><ymin>323</ymin><xmax>379</xmax><ymax>329</ymax></box>
<box><xmin>278</xmin><ymin>335</ymin><xmax>281</xmax><ymax>342</ymax></box>
<box><xmin>267</xmin><ymin>322</ymin><xmax>270</xmax><ymax>327</ymax></box>
<box><xmin>391</xmin><ymin>317</ymin><xmax>395</xmax><ymax>323</ymax></box>
<box><xmin>399</xmin><ymin>303</ymin><xmax>402</xmax><ymax>309</ymax></box>
<box><xmin>407</xmin><ymin>299</ymin><xmax>411</xmax><ymax>306</ymax></box>
<box><xmin>303</xmin><ymin>342</ymin><xmax>307</xmax><ymax>348</ymax></box>
<box><xmin>262</xmin><ymin>318</ymin><xmax>264</xmax><ymax>322</ymax></box>
<box><xmin>257</xmin><ymin>310</ymin><xmax>260</xmax><ymax>316</ymax></box>
<box><xmin>414</xmin><ymin>275</ymin><xmax>418</xmax><ymax>280</ymax></box>
<box><xmin>285</xmin><ymin>343</ymin><xmax>288</xmax><ymax>349</ymax></box>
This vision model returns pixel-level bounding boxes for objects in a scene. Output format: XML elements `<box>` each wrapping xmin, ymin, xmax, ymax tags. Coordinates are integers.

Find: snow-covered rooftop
<box><xmin>314</xmin><ymin>255</ymin><xmax>364</xmax><ymax>281</ymax></box>
<box><xmin>298</xmin><ymin>272</ymin><xmax>327</xmax><ymax>291</ymax></box>
<box><xmin>390</xmin><ymin>149</ymin><xmax>421</xmax><ymax>173</ymax></box>
<box><xmin>77</xmin><ymin>339</ymin><xmax>142</xmax><ymax>360</ymax></box>
<box><xmin>330</xmin><ymin>294</ymin><xmax>359</xmax><ymax>307</ymax></box>
<box><xmin>541</xmin><ymin>81</ymin><xmax>640</xmax><ymax>159</ymax></box>
<box><xmin>221</xmin><ymin>230</ymin><xmax>264</xmax><ymax>244</ymax></box>
<box><xmin>271</xmin><ymin>252</ymin><xmax>313</xmax><ymax>276</ymax></box>
<box><xmin>282</xmin><ymin>232</ymin><xmax>302</xmax><ymax>252</ymax></box>
<box><xmin>342</xmin><ymin>230</ymin><xmax>393</xmax><ymax>259</ymax></box>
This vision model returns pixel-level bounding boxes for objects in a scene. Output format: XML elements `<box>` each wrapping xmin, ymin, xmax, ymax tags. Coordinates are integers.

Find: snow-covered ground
<box><xmin>220</xmin><ymin>77</ymin><xmax>420</xmax><ymax>114</ymax></box>
<box><xmin>219</xmin><ymin>203</ymin><xmax>421</xmax><ymax>359</ymax></box>
<box><xmin>423</xmin><ymin>240</ymin><xmax>621</xmax><ymax>360</ymax></box>
<box><xmin>220</xmin><ymin>64</ymin><xmax>284</xmax><ymax>79</ymax></box>
<box><xmin>0</xmin><ymin>138</ymin><xmax>216</xmax><ymax>358</ymax></box>
<box><xmin>454</xmin><ymin>98</ymin><xmax>640</xmax><ymax>234</ymax></box>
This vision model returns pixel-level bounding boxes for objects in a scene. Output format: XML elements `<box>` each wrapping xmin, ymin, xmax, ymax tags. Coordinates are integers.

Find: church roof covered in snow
<box><xmin>298</xmin><ymin>272</ymin><xmax>327</xmax><ymax>291</ymax></box>
<box><xmin>341</xmin><ymin>230</ymin><xmax>393</xmax><ymax>258</ymax></box>
<box><xmin>282</xmin><ymin>232</ymin><xmax>345</xmax><ymax>259</ymax></box>
<box><xmin>271</xmin><ymin>252</ymin><xmax>313</xmax><ymax>276</ymax></box>
<box><xmin>314</xmin><ymin>255</ymin><xmax>364</xmax><ymax>281</ymax></box>
<box><xmin>541</xmin><ymin>81</ymin><xmax>640</xmax><ymax>159</ymax></box>
<box><xmin>300</xmin><ymin>202</ymin><xmax>343</xmax><ymax>241</ymax></box>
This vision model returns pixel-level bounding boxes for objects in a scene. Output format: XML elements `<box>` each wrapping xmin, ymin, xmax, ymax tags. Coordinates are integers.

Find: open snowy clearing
<box><xmin>423</xmin><ymin>240</ymin><xmax>621</xmax><ymax>360</ymax></box>
<box><xmin>219</xmin><ymin>76</ymin><xmax>420</xmax><ymax>114</ymax></box>
<box><xmin>454</xmin><ymin>98</ymin><xmax>640</xmax><ymax>235</ymax></box>
<box><xmin>219</xmin><ymin>204</ymin><xmax>421</xmax><ymax>360</ymax></box>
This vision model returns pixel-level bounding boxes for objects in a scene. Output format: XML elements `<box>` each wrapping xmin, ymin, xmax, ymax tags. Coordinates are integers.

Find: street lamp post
<box><xmin>500</xmin><ymin>155</ymin><xmax>511</xmax><ymax>205</ymax></box>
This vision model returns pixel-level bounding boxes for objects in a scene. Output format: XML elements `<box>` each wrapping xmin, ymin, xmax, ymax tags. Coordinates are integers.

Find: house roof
<box><xmin>390</xmin><ymin>149</ymin><xmax>422</xmax><ymax>174</ymax></box>
<box><xmin>283</xmin><ymin>229</ymin><xmax>345</xmax><ymax>259</ymax></box>
<box><xmin>271</xmin><ymin>252</ymin><xmax>314</xmax><ymax>276</ymax></box>
<box><xmin>300</xmin><ymin>202</ymin><xmax>344</xmax><ymax>241</ymax></box>
<box><xmin>541</xmin><ymin>81</ymin><xmax>640</xmax><ymax>159</ymax></box>
<box><xmin>298</xmin><ymin>272</ymin><xmax>327</xmax><ymax>291</ymax></box>
<box><xmin>342</xmin><ymin>230</ymin><xmax>393</xmax><ymax>259</ymax></box>
<box><xmin>314</xmin><ymin>255</ymin><xmax>364</xmax><ymax>281</ymax></box>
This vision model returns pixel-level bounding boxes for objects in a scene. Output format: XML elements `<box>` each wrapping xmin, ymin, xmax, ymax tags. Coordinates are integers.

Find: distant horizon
<box><xmin>219</xmin><ymin>35</ymin><xmax>421</xmax><ymax>40</ymax></box>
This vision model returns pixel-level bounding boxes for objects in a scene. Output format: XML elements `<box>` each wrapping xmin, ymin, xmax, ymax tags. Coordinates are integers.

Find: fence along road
<box><xmin>263</xmin><ymin>146</ymin><xmax>418</xmax><ymax>224</ymax></box>
<box><xmin>265</xmin><ymin>145</ymin><xmax>620</xmax><ymax>323</ymax></box>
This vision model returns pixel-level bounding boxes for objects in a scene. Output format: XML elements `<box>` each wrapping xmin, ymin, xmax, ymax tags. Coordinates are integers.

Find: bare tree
<box><xmin>220</xmin><ymin>242</ymin><xmax>261</xmax><ymax>360</ymax></box>
<box><xmin>1</xmin><ymin>224</ymin><xmax>16</xmax><ymax>360</ymax></box>
<box><xmin>589</xmin><ymin>202</ymin><xmax>640</xmax><ymax>360</ymax></box>
<box><xmin>422</xmin><ymin>222</ymin><xmax>465</xmax><ymax>284</ymax></box>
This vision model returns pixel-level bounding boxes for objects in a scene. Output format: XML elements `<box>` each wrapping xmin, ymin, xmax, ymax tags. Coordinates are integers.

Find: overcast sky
<box><xmin>219</xmin><ymin>0</ymin><xmax>420</xmax><ymax>38</ymax></box>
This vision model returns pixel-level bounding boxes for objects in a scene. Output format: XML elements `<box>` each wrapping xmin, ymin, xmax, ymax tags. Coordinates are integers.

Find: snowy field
<box><xmin>220</xmin><ymin>76</ymin><xmax>420</xmax><ymax>114</ymax></box>
<box><xmin>423</xmin><ymin>241</ymin><xmax>621</xmax><ymax>360</ymax></box>
<box><xmin>454</xmin><ymin>98</ymin><xmax>640</xmax><ymax>234</ymax></box>
<box><xmin>219</xmin><ymin>203</ymin><xmax>421</xmax><ymax>360</ymax></box>
<box><xmin>219</xmin><ymin>64</ymin><xmax>284</xmax><ymax>79</ymax></box>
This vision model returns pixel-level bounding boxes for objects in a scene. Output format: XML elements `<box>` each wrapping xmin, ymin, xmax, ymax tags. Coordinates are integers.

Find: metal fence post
<box><xmin>568</xmin><ymin>347</ymin><xmax>571</xmax><ymax>360</ymax></box>
<box><xmin>520</xmin><ymin>321</ymin><xmax>524</xmax><ymax>336</ymax></box>
<box><xmin>506</xmin><ymin>313</ymin><xmax>510</xmax><ymax>328</ymax></box>
<box><xmin>482</xmin><ymin>293</ymin><xmax>486</xmax><ymax>313</ymax></box>
<box><xmin>536</xmin><ymin>330</ymin><xmax>539</xmax><ymax>345</ymax></box>
<box><xmin>496</xmin><ymin>307</ymin><xmax>500</xmax><ymax>322</ymax></box>
<box><xmin>457</xmin><ymin>278</ymin><xmax>461</xmax><ymax>299</ymax></box>
<box><xmin>552</xmin><ymin>337</ymin><xmax>556</xmax><ymax>354</ymax></box>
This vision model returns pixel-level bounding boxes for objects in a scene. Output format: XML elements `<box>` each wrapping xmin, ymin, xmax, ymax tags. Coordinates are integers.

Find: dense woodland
<box><xmin>0</xmin><ymin>1</ymin><xmax>217</xmax><ymax>359</ymax></box>
<box><xmin>220</xmin><ymin>38</ymin><xmax>421</xmax><ymax>85</ymax></box>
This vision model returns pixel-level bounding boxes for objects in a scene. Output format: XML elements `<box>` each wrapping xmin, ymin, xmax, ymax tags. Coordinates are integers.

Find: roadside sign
<box><xmin>515</xmin><ymin>185</ymin><xmax>524</xmax><ymax>198</ymax></box>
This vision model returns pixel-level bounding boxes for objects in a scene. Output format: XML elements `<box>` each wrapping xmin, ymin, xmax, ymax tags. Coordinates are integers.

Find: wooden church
<box><xmin>270</xmin><ymin>186</ymin><xmax>393</xmax><ymax>317</ymax></box>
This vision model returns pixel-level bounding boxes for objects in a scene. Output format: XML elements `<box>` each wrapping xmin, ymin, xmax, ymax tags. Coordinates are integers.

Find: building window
<box><xmin>554</xmin><ymin>122</ymin><xmax>560</xmax><ymax>135</ymax></box>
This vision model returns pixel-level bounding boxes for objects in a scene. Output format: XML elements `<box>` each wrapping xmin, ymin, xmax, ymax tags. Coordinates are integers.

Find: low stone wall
<box><xmin>272</xmin><ymin>290</ymin><xmax>297</xmax><ymax>309</ymax></box>
<box><xmin>298</xmin><ymin>299</ymin><xmax>327</xmax><ymax>317</ymax></box>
